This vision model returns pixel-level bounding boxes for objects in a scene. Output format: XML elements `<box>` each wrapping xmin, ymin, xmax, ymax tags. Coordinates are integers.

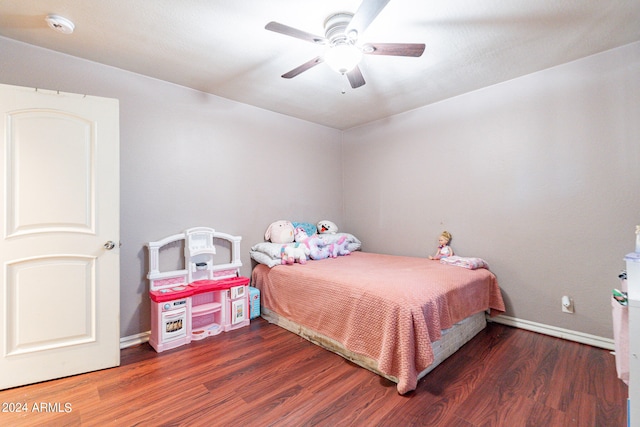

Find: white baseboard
<box><xmin>118</xmin><ymin>316</ymin><xmax>616</xmax><ymax>352</ymax></box>
<box><xmin>119</xmin><ymin>331</ymin><xmax>150</xmax><ymax>349</ymax></box>
<box><xmin>489</xmin><ymin>314</ymin><xmax>615</xmax><ymax>351</ymax></box>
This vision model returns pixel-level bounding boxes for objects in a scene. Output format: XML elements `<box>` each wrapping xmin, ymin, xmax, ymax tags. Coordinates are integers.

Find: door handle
<box><xmin>104</xmin><ymin>241</ymin><xmax>116</xmax><ymax>250</ymax></box>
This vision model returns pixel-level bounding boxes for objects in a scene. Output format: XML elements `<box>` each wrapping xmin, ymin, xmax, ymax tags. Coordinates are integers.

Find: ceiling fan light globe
<box><xmin>325</xmin><ymin>44</ymin><xmax>362</xmax><ymax>74</ymax></box>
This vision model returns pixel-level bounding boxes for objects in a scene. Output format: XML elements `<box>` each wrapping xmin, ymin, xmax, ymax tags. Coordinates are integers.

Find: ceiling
<box><xmin>1</xmin><ymin>1</ymin><xmax>639</xmax><ymax>130</ymax></box>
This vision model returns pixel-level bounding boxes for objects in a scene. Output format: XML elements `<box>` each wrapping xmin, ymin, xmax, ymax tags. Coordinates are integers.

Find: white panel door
<box><xmin>0</xmin><ymin>83</ymin><xmax>120</xmax><ymax>390</ymax></box>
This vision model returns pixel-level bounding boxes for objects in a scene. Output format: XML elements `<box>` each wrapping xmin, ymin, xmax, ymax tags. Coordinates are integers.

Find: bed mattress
<box><xmin>252</xmin><ymin>251</ymin><xmax>505</xmax><ymax>393</ymax></box>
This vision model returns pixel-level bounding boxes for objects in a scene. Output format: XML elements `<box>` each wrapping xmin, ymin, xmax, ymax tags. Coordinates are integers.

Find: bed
<box><xmin>250</xmin><ymin>237</ymin><xmax>505</xmax><ymax>394</ymax></box>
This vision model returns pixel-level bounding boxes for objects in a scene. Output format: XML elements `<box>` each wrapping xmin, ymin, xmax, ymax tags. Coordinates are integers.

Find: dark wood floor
<box><xmin>0</xmin><ymin>319</ymin><xmax>628</xmax><ymax>426</ymax></box>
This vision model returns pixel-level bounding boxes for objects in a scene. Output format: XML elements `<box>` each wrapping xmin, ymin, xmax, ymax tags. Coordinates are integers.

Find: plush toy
<box><xmin>294</xmin><ymin>227</ymin><xmax>330</xmax><ymax>260</ymax></box>
<box><xmin>328</xmin><ymin>235</ymin><xmax>351</xmax><ymax>258</ymax></box>
<box><xmin>292</xmin><ymin>221</ymin><xmax>317</xmax><ymax>238</ymax></box>
<box><xmin>317</xmin><ymin>220</ymin><xmax>338</xmax><ymax>234</ymax></box>
<box><xmin>280</xmin><ymin>243</ymin><xmax>310</xmax><ymax>265</ymax></box>
<box><xmin>265</xmin><ymin>220</ymin><xmax>295</xmax><ymax>244</ymax></box>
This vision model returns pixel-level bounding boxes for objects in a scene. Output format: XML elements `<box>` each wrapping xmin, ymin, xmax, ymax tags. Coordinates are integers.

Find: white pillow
<box><xmin>250</xmin><ymin>242</ymin><xmax>286</xmax><ymax>267</ymax></box>
<box><xmin>250</xmin><ymin>233</ymin><xmax>362</xmax><ymax>267</ymax></box>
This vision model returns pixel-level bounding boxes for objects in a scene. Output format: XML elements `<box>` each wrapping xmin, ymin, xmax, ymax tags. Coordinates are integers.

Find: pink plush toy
<box><xmin>294</xmin><ymin>227</ymin><xmax>330</xmax><ymax>260</ymax></box>
<box><xmin>265</xmin><ymin>220</ymin><xmax>295</xmax><ymax>244</ymax></box>
<box><xmin>328</xmin><ymin>235</ymin><xmax>351</xmax><ymax>258</ymax></box>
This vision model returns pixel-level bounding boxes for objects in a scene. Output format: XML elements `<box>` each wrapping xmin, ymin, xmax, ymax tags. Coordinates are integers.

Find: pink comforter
<box><xmin>251</xmin><ymin>251</ymin><xmax>505</xmax><ymax>394</ymax></box>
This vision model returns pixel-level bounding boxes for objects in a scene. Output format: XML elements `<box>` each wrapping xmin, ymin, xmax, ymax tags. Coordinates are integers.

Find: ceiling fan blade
<box><xmin>362</xmin><ymin>43</ymin><xmax>425</xmax><ymax>57</ymax></box>
<box><xmin>282</xmin><ymin>56</ymin><xmax>324</xmax><ymax>79</ymax></box>
<box><xmin>346</xmin><ymin>0</ymin><xmax>391</xmax><ymax>38</ymax></box>
<box><xmin>265</xmin><ymin>21</ymin><xmax>327</xmax><ymax>44</ymax></box>
<box><xmin>346</xmin><ymin>66</ymin><xmax>366</xmax><ymax>89</ymax></box>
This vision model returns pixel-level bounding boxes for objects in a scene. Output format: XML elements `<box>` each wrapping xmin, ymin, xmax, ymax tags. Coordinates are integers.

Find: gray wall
<box><xmin>342</xmin><ymin>42</ymin><xmax>640</xmax><ymax>339</ymax></box>
<box><xmin>1</xmin><ymin>37</ymin><xmax>343</xmax><ymax>337</ymax></box>
<box><xmin>2</xmin><ymin>35</ymin><xmax>638</xmax><ymax>341</ymax></box>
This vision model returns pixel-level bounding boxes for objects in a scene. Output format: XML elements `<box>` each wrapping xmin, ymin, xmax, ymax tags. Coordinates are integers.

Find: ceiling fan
<box><xmin>265</xmin><ymin>0</ymin><xmax>425</xmax><ymax>89</ymax></box>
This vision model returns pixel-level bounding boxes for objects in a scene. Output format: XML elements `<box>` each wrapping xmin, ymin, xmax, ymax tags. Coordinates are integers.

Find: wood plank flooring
<box><xmin>0</xmin><ymin>319</ymin><xmax>628</xmax><ymax>426</ymax></box>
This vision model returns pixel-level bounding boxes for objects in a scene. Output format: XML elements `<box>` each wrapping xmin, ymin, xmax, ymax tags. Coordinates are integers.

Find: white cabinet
<box><xmin>626</xmin><ymin>252</ymin><xmax>640</xmax><ymax>424</ymax></box>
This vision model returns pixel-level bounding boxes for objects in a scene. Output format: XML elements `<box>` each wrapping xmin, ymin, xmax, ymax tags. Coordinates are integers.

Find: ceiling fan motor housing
<box><xmin>324</xmin><ymin>13</ymin><xmax>354</xmax><ymax>46</ymax></box>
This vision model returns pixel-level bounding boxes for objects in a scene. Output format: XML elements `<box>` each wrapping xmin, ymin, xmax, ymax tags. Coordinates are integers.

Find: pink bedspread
<box><xmin>251</xmin><ymin>251</ymin><xmax>505</xmax><ymax>394</ymax></box>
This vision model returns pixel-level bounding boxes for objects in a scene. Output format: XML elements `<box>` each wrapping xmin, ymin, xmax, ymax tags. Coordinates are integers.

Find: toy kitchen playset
<box><xmin>146</xmin><ymin>227</ymin><xmax>251</xmax><ymax>352</ymax></box>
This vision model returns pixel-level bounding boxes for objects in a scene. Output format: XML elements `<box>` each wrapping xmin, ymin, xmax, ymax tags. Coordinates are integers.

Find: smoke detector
<box><xmin>45</xmin><ymin>14</ymin><xmax>75</xmax><ymax>35</ymax></box>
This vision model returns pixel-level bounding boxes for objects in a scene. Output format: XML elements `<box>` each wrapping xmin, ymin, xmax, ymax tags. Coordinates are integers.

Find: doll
<box><xmin>429</xmin><ymin>231</ymin><xmax>454</xmax><ymax>260</ymax></box>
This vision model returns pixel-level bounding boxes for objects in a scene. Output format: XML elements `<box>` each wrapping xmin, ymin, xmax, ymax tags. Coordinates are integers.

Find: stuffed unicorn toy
<box><xmin>294</xmin><ymin>227</ymin><xmax>330</xmax><ymax>260</ymax></box>
<box><xmin>280</xmin><ymin>243</ymin><xmax>310</xmax><ymax>265</ymax></box>
<box><xmin>328</xmin><ymin>235</ymin><xmax>351</xmax><ymax>258</ymax></box>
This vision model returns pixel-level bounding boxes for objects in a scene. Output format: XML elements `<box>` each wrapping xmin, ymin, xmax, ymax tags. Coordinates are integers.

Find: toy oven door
<box><xmin>161</xmin><ymin>307</ymin><xmax>187</xmax><ymax>342</ymax></box>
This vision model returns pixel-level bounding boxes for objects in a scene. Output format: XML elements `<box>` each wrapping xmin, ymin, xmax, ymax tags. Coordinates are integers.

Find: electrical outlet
<box><xmin>562</xmin><ymin>295</ymin><xmax>574</xmax><ymax>313</ymax></box>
